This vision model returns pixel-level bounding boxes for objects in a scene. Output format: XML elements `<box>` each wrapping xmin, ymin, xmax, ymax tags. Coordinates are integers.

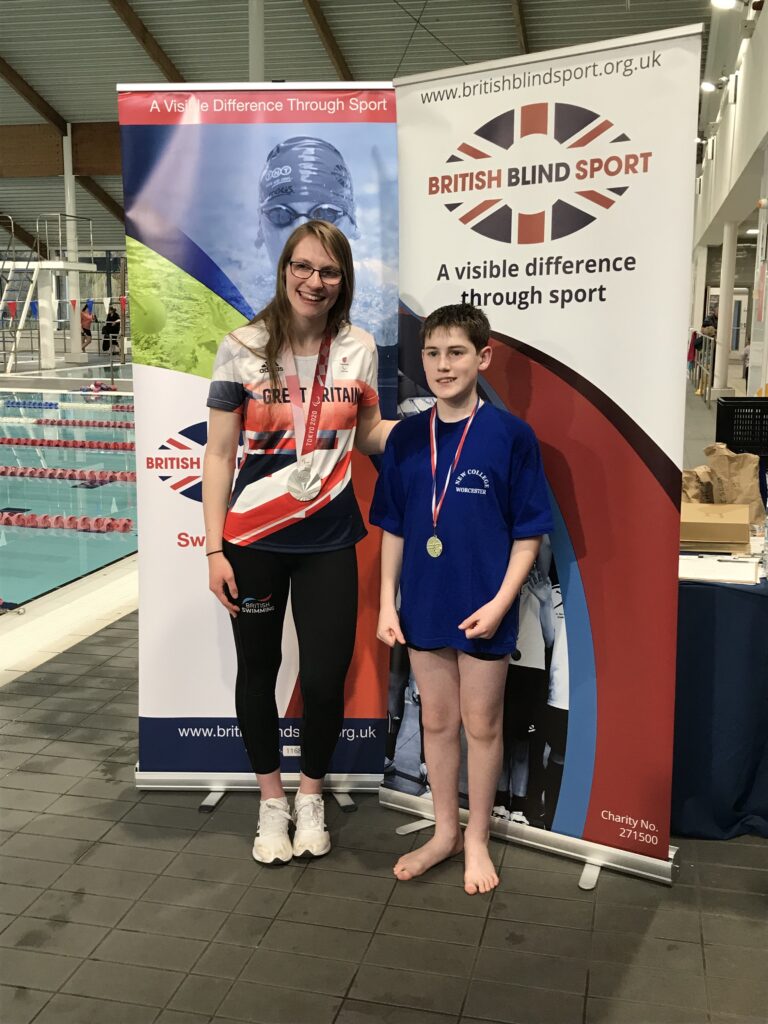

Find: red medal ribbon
<box><xmin>429</xmin><ymin>399</ymin><xmax>480</xmax><ymax>535</ymax></box>
<box><xmin>282</xmin><ymin>331</ymin><xmax>332</xmax><ymax>472</ymax></box>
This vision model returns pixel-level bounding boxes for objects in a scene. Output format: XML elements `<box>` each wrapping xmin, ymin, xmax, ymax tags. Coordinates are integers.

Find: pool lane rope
<box><xmin>0</xmin><ymin>512</ymin><xmax>133</xmax><ymax>532</ymax></box>
<box><xmin>0</xmin><ymin>466</ymin><xmax>135</xmax><ymax>482</ymax></box>
<box><xmin>0</xmin><ymin>438</ymin><xmax>134</xmax><ymax>450</ymax></box>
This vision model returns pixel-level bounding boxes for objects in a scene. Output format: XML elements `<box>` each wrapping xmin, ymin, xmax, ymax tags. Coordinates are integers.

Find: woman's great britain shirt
<box><xmin>207</xmin><ymin>321</ymin><xmax>379</xmax><ymax>551</ymax></box>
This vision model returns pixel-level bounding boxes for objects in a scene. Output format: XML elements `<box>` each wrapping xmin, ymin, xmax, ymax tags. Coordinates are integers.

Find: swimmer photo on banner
<box><xmin>389</xmin><ymin>27</ymin><xmax>701</xmax><ymax>875</ymax></box>
<box><xmin>118</xmin><ymin>85</ymin><xmax>398</xmax><ymax>787</ymax></box>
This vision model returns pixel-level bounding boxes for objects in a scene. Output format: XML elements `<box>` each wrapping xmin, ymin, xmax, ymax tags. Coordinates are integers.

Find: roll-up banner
<box><xmin>118</xmin><ymin>84</ymin><xmax>398</xmax><ymax>788</ymax></box>
<box><xmin>384</xmin><ymin>28</ymin><xmax>700</xmax><ymax>880</ymax></box>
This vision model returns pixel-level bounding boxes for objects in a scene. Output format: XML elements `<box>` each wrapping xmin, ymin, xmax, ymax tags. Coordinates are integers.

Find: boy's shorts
<box><xmin>408</xmin><ymin>643</ymin><xmax>507</xmax><ymax>662</ymax></box>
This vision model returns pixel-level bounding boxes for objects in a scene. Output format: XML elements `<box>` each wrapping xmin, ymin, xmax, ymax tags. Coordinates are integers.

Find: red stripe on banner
<box><xmin>165</xmin><ymin>438</ymin><xmax>191</xmax><ymax>450</ymax></box>
<box><xmin>575</xmin><ymin>190</ymin><xmax>615</xmax><ymax>209</ymax></box>
<box><xmin>117</xmin><ymin>90</ymin><xmax>396</xmax><ymax>126</ymax></box>
<box><xmin>484</xmin><ymin>339</ymin><xmax>678</xmax><ymax>859</ymax></box>
<box><xmin>518</xmin><ymin>211</ymin><xmax>546</xmax><ymax>244</ymax></box>
<box><xmin>459</xmin><ymin>199</ymin><xmax>500</xmax><ymax>224</ymax></box>
<box><xmin>171</xmin><ymin>475</ymin><xmax>199</xmax><ymax>491</ymax></box>
<box><xmin>520</xmin><ymin>103</ymin><xmax>548</xmax><ymax>136</ymax></box>
<box><xmin>568</xmin><ymin>119</ymin><xmax>614</xmax><ymax>148</ymax></box>
<box><xmin>457</xmin><ymin>142</ymin><xmax>490</xmax><ymax>160</ymax></box>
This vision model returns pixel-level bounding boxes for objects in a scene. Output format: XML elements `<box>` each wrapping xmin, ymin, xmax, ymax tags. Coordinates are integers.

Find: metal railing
<box><xmin>1</xmin><ymin>213</ymin><xmax>98</xmax><ymax>374</ymax></box>
<box><xmin>35</xmin><ymin>213</ymin><xmax>95</xmax><ymax>265</ymax></box>
<box><xmin>691</xmin><ymin>332</ymin><xmax>715</xmax><ymax>408</ymax></box>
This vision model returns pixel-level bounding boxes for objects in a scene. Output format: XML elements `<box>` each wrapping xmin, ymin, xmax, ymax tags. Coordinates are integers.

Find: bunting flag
<box><xmin>103</xmin><ymin>297</ymin><xmax>111</xmax><ymax>314</ymax></box>
<box><xmin>119</xmin><ymin>295</ymin><xmax>127</xmax><ymax>313</ymax></box>
<box><xmin>29</xmin><ymin>300</ymin><xmax>38</xmax><ymax>320</ymax></box>
<box><xmin>86</xmin><ymin>299</ymin><xmax>94</xmax><ymax>313</ymax></box>
<box><xmin>70</xmin><ymin>298</ymin><xmax>77</xmax><ymax>310</ymax></box>
<box><xmin>6</xmin><ymin>301</ymin><xmax>17</xmax><ymax>319</ymax></box>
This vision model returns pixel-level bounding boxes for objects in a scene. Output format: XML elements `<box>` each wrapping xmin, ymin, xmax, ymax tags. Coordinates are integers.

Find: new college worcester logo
<box><xmin>428</xmin><ymin>102</ymin><xmax>651</xmax><ymax>244</ymax></box>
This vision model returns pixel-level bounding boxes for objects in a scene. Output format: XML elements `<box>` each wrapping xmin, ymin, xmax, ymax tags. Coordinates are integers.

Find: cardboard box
<box><xmin>680</xmin><ymin>503</ymin><xmax>751</xmax><ymax>555</ymax></box>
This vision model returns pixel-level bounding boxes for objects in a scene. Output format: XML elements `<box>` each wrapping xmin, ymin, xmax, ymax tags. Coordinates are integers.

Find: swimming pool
<box><xmin>0</xmin><ymin>390</ymin><xmax>138</xmax><ymax>608</ymax></box>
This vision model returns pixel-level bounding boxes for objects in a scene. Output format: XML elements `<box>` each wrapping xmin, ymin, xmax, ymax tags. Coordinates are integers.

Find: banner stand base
<box><xmin>332</xmin><ymin>792</ymin><xmax>358</xmax><ymax>813</ymax></box>
<box><xmin>396</xmin><ymin>818</ymin><xmax>434</xmax><ymax>836</ymax></box>
<box><xmin>380</xmin><ymin>789</ymin><xmax>679</xmax><ymax>887</ymax></box>
<box><xmin>199</xmin><ymin>791</ymin><xmax>226</xmax><ymax>814</ymax></box>
<box><xmin>135</xmin><ymin>771</ymin><xmax>383</xmax><ymax>793</ymax></box>
<box><xmin>579</xmin><ymin>863</ymin><xmax>602</xmax><ymax>890</ymax></box>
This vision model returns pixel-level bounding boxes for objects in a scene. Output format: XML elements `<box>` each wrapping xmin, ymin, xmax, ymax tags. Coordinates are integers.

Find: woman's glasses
<box><xmin>288</xmin><ymin>261</ymin><xmax>343</xmax><ymax>285</ymax></box>
<box><xmin>262</xmin><ymin>203</ymin><xmax>349</xmax><ymax>228</ymax></box>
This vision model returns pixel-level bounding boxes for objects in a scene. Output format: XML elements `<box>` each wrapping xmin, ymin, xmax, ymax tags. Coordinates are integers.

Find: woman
<box><xmin>101</xmin><ymin>305</ymin><xmax>121</xmax><ymax>353</ymax></box>
<box><xmin>203</xmin><ymin>220</ymin><xmax>393</xmax><ymax>864</ymax></box>
<box><xmin>80</xmin><ymin>303</ymin><xmax>94</xmax><ymax>351</ymax></box>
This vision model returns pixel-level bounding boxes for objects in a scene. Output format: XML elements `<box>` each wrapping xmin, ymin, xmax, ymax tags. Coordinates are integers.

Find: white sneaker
<box><xmin>292</xmin><ymin>792</ymin><xmax>331</xmax><ymax>858</ymax></box>
<box><xmin>492</xmin><ymin>805</ymin><xmax>511</xmax><ymax>820</ymax></box>
<box><xmin>252</xmin><ymin>797</ymin><xmax>292</xmax><ymax>864</ymax></box>
<box><xmin>510</xmin><ymin>809</ymin><xmax>530</xmax><ymax>826</ymax></box>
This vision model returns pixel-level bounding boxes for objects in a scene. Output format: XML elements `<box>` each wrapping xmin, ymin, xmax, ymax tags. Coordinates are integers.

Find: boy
<box><xmin>370</xmin><ymin>304</ymin><xmax>553</xmax><ymax>895</ymax></box>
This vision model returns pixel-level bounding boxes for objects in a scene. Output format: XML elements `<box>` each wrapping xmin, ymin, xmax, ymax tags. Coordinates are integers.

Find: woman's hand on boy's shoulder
<box><xmin>458</xmin><ymin>597</ymin><xmax>507</xmax><ymax>640</ymax></box>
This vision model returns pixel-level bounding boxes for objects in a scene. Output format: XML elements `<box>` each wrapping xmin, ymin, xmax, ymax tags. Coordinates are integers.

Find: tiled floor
<box><xmin>0</xmin><ymin>612</ymin><xmax>766</xmax><ymax>1024</ymax></box>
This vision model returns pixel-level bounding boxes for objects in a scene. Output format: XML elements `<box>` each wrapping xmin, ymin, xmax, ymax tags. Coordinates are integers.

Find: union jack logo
<box><xmin>441</xmin><ymin>102</ymin><xmax>633</xmax><ymax>244</ymax></box>
<box><xmin>148</xmin><ymin>422</ymin><xmax>242</xmax><ymax>503</ymax></box>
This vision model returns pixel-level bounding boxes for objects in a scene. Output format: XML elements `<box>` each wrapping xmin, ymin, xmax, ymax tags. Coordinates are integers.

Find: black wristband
<box><xmin>206</xmin><ymin>549</ymin><xmax>223</xmax><ymax>557</ymax></box>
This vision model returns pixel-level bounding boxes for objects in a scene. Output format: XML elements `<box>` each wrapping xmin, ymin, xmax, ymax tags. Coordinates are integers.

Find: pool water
<box><xmin>0</xmin><ymin>390</ymin><xmax>138</xmax><ymax>607</ymax></box>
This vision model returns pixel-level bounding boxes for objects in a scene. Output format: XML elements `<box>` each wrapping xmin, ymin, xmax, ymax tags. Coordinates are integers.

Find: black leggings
<box><xmin>223</xmin><ymin>541</ymin><xmax>358</xmax><ymax>779</ymax></box>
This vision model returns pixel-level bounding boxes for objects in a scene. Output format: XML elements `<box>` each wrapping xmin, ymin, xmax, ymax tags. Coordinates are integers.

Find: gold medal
<box><xmin>426</xmin><ymin>535</ymin><xmax>443</xmax><ymax>558</ymax></box>
<box><xmin>428</xmin><ymin>400</ymin><xmax>479</xmax><ymax>563</ymax></box>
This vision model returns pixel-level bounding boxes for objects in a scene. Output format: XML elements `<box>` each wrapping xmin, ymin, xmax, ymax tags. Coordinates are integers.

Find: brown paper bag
<box><xmin>704</xmin><ymin>443</ymin><xmax>764</xmax><ymax>526</ymax></box>
<box><xmin>681</xmin><ymin>465</ymin><xmax>713</xmax><ymax>504</ymax></box>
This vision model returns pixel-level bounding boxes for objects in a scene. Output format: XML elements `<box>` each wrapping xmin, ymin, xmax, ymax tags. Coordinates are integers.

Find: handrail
<box><xmin>0</xmin><ymin>214</ymin><xmax>16</xmax><ymax>267</ymax></box>
<box><xmin>35</xmin><ymin>213</ymin><xmax>95</xmax><ymax>264</ymax></box>
<box><xmin>691</xmin><ymin>332</ymin><xmax>715</xmax><ymax>408</ymax></box>
<box><xmin>9</xmin><ymin>264</ymin><xmax>42</xmax><ymax>374</ymax></box>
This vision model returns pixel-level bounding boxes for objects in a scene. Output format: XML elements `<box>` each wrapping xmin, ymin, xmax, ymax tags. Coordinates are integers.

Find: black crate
<box><xmin>715</xmin><ymin>397</ymin><xmax>768</xmax><ymax>456</ymax></box>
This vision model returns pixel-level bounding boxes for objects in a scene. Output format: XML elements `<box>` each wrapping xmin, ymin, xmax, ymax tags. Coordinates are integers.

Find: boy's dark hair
<box><xmin>421</xmin><ymin>303</ymin><xmax>490</xmax><ymax>352</ymax></box>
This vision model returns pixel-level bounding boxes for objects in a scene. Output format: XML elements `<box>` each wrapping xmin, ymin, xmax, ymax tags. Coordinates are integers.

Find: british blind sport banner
<box><xmin>386</xmin><ymin>28</ymin><xmax>700</xmax><ymax>871</ymax></box>
<box><xmin>118</xmin><ymin>84</ymin><xmax>397</xmax><ymax>786</ymax></box>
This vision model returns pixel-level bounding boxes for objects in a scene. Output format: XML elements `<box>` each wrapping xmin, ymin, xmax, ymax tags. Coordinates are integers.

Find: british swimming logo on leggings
<box><xmin>145</xmin><ymin>421</ymin><xmax>242</xmax><ymax>503</ymax></box>
<box><xmin>241</xmin><ymin>594</ymin><xmax>275</xmax><ymax>614</ymax></box>
<box><xmin>427</xmin><ymin>102</ymin><xmax>652</xmax><ymax>244</ymax></box>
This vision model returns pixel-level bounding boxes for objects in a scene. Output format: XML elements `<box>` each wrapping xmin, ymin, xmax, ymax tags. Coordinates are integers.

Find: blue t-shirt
<box><xmin>370</xmin><ymin>403</ymin><xmax>554</xmax><ymax>656</ymax></box>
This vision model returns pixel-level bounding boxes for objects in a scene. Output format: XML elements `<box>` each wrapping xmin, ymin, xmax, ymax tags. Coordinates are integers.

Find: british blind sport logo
<box><xmin>429</xmin><ymin>102</ymin><xmax>651</xmax><ymax>243</ymax></box>
<box><xmin>145</xmin><ymin>421</ymin><xmax>242</xmax><ymax>503</ymax></box>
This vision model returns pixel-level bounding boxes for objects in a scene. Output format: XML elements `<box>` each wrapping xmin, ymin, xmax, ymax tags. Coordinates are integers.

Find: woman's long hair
<box><xmin>249</xmin><ymin>219</ymin><xmax>355</xmax><ymax>392</ymax></box>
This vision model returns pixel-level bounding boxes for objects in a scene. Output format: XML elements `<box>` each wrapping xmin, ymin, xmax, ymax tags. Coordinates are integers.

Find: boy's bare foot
<box><xmin>393</xmin><ymin>833</ymin><xmax>463</xmax><ymax>881</ymax></box>
<box><xmin>463</xmin><ymin>835</ymin><xmax>499</xmax><ymax>895</ymax></box>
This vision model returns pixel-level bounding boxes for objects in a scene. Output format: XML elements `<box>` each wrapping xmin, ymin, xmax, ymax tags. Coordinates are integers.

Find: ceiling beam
<box><xmin>0</xmin><ymin>57</ymin><xmax>67</xmax><ymax>134</ymax></box>
<box><xmin>78</xmin><ymin>177</ymin><xmax>125</xmax><ymax>223</ymax></box>
<box><xmin>302</xmin><ymin>0</ymin><xmax>352</xmax><ymax>80</ymax></box>
<box><xmin>107</xmin><ymin>0</ymin><xmax>185</xmax><ymax>82</ymax></box>
<box><xmin>510</xmin><ymin>0</ymin><xmax>529</xmax><ymax>54</ymax></box>
<box><xmin>0</xmin><ymin>124</ymin><xmax>64</xmax><ymax>177</ymax></box>
<box><xmin>0</xmin><ymin>214</ymin><xmax>49</xmax><ymax>259</ymax></box>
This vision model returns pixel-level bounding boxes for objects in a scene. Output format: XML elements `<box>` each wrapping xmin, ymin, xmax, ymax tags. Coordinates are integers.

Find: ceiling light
<box><xmin>745</xmin><ymin>228</ymin><xmax>759</xmax><ymax>235</ymax></box>
<box><xmin>711</xmin><ymin>0</ymin><xmax>739</xmax><ymax>10</ymax></box>
<box><xmin>701</xmin><ymin>81</ymin><xmax>716</xmax><ymax>92</ymax></box>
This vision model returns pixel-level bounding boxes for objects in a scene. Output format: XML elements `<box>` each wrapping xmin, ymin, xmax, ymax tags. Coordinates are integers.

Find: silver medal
<box><xmin>287</xmin><ymin>468</ymin><xmax>321</xmax><ymax>502</ymax></box>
